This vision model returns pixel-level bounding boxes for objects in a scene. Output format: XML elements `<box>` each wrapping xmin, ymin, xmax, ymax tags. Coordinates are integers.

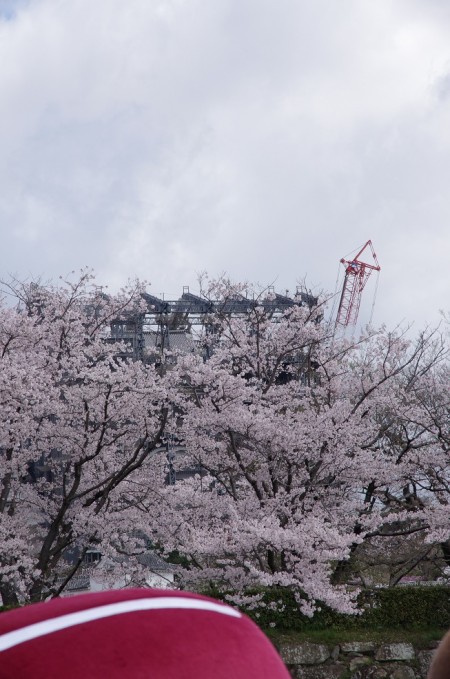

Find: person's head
<box><xmin>428</xmin><ymin>630</ymin><xmax>450</xmax><ymax>679</ymax></box>
<box><xmin>0</xmin><ymin>588</ymin><xmax>290</xmax><ymax>678</ymax></box>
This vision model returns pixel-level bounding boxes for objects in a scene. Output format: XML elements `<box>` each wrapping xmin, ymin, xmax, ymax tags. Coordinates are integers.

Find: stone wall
<box><xmin>277</xmin><ymin>640</ymin><xmax>438</xmax><ymax>679</ymax></box>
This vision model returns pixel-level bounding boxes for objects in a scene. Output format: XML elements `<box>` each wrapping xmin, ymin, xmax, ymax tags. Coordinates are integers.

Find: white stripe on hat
<box><xmin>0</xmin><ymin>596</ymin><xmax>241</xmax><ymax>652</ymax></box>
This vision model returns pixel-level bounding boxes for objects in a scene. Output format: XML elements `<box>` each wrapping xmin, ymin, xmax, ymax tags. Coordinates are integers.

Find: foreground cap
<box><xmin>0</xmin><ymin>588</ymin><xmax>290</xmax><ymax>678</ymax></box>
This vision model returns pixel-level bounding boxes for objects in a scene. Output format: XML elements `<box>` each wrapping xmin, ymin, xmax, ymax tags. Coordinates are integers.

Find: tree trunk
<box><xmin>0</xmin><ymin>583</ymin><xmax>19</xmax><ymax>607</ymax></box>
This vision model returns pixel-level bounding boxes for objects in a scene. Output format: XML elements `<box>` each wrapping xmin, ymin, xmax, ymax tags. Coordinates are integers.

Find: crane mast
<box><xmin>335</xmin><ymin>240</ymin><xmax>380</xmax><ymax>329</ymax></box>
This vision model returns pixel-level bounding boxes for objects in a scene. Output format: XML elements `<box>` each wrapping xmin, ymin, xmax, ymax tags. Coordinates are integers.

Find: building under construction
<box><xmin>108</xmin><ymin>286</ymin><xmax>318</xmax><ymax>362</ymax></box>
<box><xmin>109</xmin><ymin>240</ymin><xmax>380</xmax><ymax>360</ymax></box>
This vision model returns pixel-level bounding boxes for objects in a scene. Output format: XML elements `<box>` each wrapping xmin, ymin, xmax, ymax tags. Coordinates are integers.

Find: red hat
<box><xmin>0</xmin><ymin>588</ymin><xmax>290</xmax><ymax>678</ymax></box>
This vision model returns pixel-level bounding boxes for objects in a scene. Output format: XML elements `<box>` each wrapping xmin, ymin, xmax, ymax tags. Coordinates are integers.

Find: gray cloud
<box><xmin>0</xmin><ymin>0</ymin><xmax>448</xmax><ymax>329</ymax></box>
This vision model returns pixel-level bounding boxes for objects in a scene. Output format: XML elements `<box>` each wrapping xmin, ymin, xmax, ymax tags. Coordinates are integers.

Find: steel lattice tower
<box><xmin>335</xmin><ymin>240</ymin><xmax>380</xmax><ymax>329</ymax></box>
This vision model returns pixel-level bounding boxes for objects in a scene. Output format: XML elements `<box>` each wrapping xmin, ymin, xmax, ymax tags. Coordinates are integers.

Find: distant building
<box><xmin>59</xmin><ymin>551</ymin><xmax>175</xmax><ymax>597</ymax></box>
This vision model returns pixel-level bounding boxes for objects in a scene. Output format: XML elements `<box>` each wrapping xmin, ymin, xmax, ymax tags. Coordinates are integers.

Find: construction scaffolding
<box><xmin>109</xmin><ymin>286</ymin><xmax>317</xmax><ymax>361</ymax></box>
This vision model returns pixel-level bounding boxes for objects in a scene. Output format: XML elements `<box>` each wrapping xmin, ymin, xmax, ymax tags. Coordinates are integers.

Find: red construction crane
<box><xmin>335</xmin><ymin>240</ymin><xmax>380</xmax><ymax>329</ymax></box>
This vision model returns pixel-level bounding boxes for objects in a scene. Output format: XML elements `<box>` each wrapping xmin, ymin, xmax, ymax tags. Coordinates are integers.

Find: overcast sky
<box><xmin>0</xmin><ymin>0</ymin><xmax>449</xmax><ymax>329</ymax></box>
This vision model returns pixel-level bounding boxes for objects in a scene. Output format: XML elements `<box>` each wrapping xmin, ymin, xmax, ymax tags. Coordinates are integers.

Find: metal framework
<box><xmin>109</xmin><ymin>286</ymin><xmax>318</xmax><ymax>360</ymax></box>
<box><xmin>335</xmin><ymin>240</ymin><xmax>380</xmax><ymax>329</ymax></box>
<box><xmin>141</xmin><ymin>287</ymin><xmax>316</xmax><ymax>323</ymax></box>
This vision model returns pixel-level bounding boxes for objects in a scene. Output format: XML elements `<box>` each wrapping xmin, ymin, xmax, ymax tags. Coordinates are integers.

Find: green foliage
<box><xmin>359</xmin><ymin>586</ymin><xmax>450</xmax><ymax>630</ymax></box>
<box><xmin>267</xmin><ymin>626</ymin><xmax>446</xmax><ymax>648</ymax></box>
<box><xmin>201</xmin><ymin>585</ymin><xmax>450</xmax><ymax>632</ymax></box>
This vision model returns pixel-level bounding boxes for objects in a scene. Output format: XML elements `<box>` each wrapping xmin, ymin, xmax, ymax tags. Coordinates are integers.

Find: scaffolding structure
<box><xmin>109</xmin><ymin>286</ymin><xmax>317</xmax><ymax>361</ymax></box>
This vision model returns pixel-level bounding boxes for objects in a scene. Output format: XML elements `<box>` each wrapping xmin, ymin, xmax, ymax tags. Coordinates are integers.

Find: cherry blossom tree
<box><xmin>153</xmin><ymin>282</ymin><xmax>448</xmax><ymax>613</ymax></box>
<box><xmin>0</xmin><ymin>272</ymin><xmax>171</xmax><ymax>604</ymax></box>
<box><xmin>1</xmin><ymin>272</ymin><xmax>447</xmax><ymax>614</ymax></box>
<box><xmin>377</xmin><ymin>329</ymin><xmax>450</xmax><ymax>578</ymax></box>
<box><xmin>331</xmin><ymin>326</ymin><xmax>449</xmax><ymax>587</ymax></box>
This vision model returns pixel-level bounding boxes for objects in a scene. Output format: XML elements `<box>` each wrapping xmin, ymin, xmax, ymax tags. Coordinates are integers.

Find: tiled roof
<box><xmin>137</xmin><ymin>552</ymin><xmax>175</xmax><ymax>571</ymax></box>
